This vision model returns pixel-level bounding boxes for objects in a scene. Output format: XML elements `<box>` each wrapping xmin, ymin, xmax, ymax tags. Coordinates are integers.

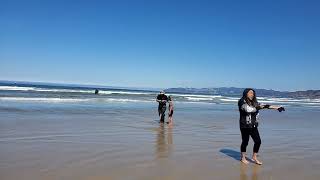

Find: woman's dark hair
<box><xmin>242</xmin><ymin>88</ymin><xmax>258</xmax><ymax>107</ymax></box>
<box><xmin>168</xmin><ymin>96</ymin><xmax>172</xmax><ymax>101</ymax></box>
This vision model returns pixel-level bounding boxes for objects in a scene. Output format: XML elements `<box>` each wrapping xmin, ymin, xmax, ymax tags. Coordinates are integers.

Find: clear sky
<box><xmin>1</xmin><ymin>0</ymin><xmax>319</xmax><ymax>91</ymax></box>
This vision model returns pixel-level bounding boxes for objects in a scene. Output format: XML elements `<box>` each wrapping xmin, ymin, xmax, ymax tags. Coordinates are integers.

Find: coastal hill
<box><xmin>165</xmin><ymin>87</ymin><xmax>320</xmax><ymax>99</ymax></box>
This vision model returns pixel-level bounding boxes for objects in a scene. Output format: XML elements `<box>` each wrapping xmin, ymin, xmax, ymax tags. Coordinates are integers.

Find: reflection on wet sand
<box><xmin>155</xmin><ymin>124</ymin><xmax>173</xmax><ymax>159</ymax></box>
<box><xmin>240</xmin><ymin>163</ymin><xmax>260</xmax><ymax>180</ymax></box>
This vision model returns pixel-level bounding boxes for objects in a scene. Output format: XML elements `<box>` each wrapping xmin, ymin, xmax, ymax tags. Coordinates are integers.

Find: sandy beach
<box><xmin>1</xmin><ymin>100</ymin><xmax>320</xmax><ymax>180</ymax></box>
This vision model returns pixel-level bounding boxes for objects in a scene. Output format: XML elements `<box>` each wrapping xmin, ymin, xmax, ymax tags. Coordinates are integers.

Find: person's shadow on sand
<box><xmin>220</xmin><ymin>148</ymin><xmax>242</xmax><ymax>161</ymax></box>
<box><xmin>220</xmin><ymin>148</ymin><xmax>256</xmax><ymax>163</ymax></box>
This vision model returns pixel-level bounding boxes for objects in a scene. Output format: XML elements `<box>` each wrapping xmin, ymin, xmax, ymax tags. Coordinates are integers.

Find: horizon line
<box><xmin>1</xmin><ymin>79</ymin><xmax>318</xmax><ymax>93</ymax></box>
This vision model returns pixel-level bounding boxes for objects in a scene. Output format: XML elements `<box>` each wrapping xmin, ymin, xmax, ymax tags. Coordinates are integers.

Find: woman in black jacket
<box><xmin>238</xmin><ymin>88</ymin><xmax>285</xmax><ymax>165</ymax></box>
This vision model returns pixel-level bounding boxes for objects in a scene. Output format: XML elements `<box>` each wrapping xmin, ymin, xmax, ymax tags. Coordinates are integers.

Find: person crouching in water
<box><xmin>156</xmin><ymin>91</ymin><xmax>168</xmax><ymax>123</ymax></box>
<box><xmin>238</xmin><ymin>88</ymin><xmax>285</xmax><ymax>165</ymax></box>
<box><xmin>167</xmin><ymin>96</ymin><xmax>174</xmax><ymax>126</ymax></box>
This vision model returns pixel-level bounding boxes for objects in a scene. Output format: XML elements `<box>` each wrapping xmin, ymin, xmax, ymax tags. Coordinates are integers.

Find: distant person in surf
<box><xmin>238</xmin><ymin>88</ymin><xmax>285</xmax><ymax>165</ymax></box>
<box><xmin>156</xmin><ymin>90</ymin><xmax>168</xmax><ymax>123</ymax></box>
<box><xmin>94</xmin><ymin>89</ymin><xmax>99</xmax><ymax>95</ymax></box>
<box><xmin>167</xmin><ymin>96</ymin><xmax>174</xmax><ymax>126</ymax></box>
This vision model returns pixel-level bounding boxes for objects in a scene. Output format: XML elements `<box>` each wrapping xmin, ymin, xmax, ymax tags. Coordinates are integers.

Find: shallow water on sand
<box><xmin>0</xmin><ymin>101</ymin><xmax>320</xmax><ymax>180</ymax></box>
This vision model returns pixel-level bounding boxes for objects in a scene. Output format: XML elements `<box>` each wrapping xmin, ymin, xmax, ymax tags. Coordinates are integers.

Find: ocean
<box><xmin>0</xmin><ymin>82</ymin><xmax>320</xmax><ymax>107</ymax></box>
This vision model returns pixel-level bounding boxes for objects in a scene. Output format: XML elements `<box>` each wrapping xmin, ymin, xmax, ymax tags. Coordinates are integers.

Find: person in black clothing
<box><xmin>156</xmin><ymin>90</ymin><xmax>168</xmax><ymax>123</ymax></box>
<box><xmin>238</xmin><ymin>88</ymin><xmax>285</xmax><ymax>165</ymax></box>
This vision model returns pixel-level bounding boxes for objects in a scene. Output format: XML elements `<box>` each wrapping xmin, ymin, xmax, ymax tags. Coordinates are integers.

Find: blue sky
<box><xmin>1</xmin><ymin>0</ymin><xmax>319</xmax><ymax>91</ymax></box>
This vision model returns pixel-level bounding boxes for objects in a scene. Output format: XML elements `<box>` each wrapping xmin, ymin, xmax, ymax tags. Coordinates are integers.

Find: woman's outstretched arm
<box><xmin>258</xmin><ymin>104</ymin><xmax>285</xmax><ymax>112</ymax></box>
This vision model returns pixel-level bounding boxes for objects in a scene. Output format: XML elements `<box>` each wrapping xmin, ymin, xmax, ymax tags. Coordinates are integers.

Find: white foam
<box><xmin>185</xmin><ymin>97</ymin><xmax>214</xmax><ymax>101</ymax></box>
<box><xmin>35</xmin><ymin>89</ymin><xmax>93</xmax><ymax>93</ymax></box>
<box><xmin>101</xmin><ymin>98</ymin><xmax>152</xmax><ymax>103</ymax></box>
<box><xmin>175</xmin><ymin>101</ymin><xmax>211</xmax><ymax>105</ymax></box>
<box><xmin>171</xmin><ymin>94</ymin><xmax>222</xmax><ymax>98</ymax></box>
<box><xmin>0</xmin><ymin>97</ymin><xmax>89</xmax><ymax>102</ymax></box>
<box><xmin>0</xmin><ymin>86</ymin><xmax>37</xmax><ymax>91</ymax></box>
<box><xmin>0</xmin><ymin>86</ymin><xmax>95</xmax><ymax>93</ymax></box>
<box><xmin>220</xmin><ymin>98</ymin><xmax>238</xmax><ymax>102</ymax></box>
<box><xmin>0</xmin><ymin>97</ymin><xmax>152</xmax><ymax>103</ymax></box>
<box><xmin>99</xmin><ymin>91</ymin><xmax>152</xmax><ymax>95</ymax></box>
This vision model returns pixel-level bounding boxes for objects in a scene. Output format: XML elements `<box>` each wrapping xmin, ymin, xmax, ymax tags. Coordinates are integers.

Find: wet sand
<box><xmin>1</xmin><ymin>102</ymin><xmax>320</xmax><ymax>180</ymax></box>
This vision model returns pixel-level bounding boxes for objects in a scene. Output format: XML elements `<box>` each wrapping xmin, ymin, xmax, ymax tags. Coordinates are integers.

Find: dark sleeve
<box><xmin>257</xmin><ymin>104</ymin><xmax>270</xmax><ymax>110</ymax></box>
<box><xmin>238</xmin><ymin>98</ymin><xmax>244</xmax><ymax>109</ymax></box>
<box><xmin>256</xmin><ymin>102</ymin><xmax>262</xmax><ymax>110</ymax></box>
<box><xmin>156</xmin><ymin>95</ymin><xmax>161</xmax><ymax>100</ymax></box>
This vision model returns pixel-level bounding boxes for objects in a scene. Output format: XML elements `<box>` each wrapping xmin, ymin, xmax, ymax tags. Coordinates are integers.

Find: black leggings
<box><xmin>158</xmin><ymin>106</ymin><xmax>166</xmax><ymax>123</ymax></box>
<box><xmin>240</xmin><ymin>127</ymin><xmax>261</xmax><ymax>153</ymax></box>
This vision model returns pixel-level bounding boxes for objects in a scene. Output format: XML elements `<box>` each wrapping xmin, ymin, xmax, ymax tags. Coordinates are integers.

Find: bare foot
<box><xmin>241</xmin><ymin>158</ymin><xmax>249</xmax><ymax>165</ymax></box>
<box><xmin>252</xmin><ymin>157</ymin><xmax>263</xmax><ymax>165</ymax></box>
<box><xmin>167</xmin><ymin>121</ymin><xmax>172</xmax><ymax>126</ymax></box>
